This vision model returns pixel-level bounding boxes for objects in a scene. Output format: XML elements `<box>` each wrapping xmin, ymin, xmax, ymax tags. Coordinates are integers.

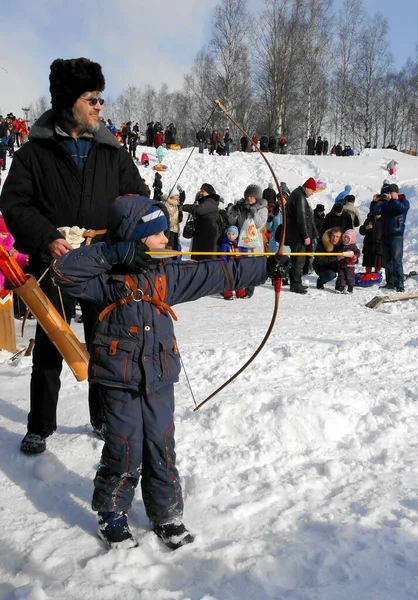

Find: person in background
<box><xmin>182</xmin><ymin>183</ymin><xmax>222</xmax><ymax>261</ymax></box>
<box><xmin>285</xmin><ymin>177</ymin><xmax>316</xmax><ymax>294</ymax></box>
<box><xmin>343</xmin><ymin>195</ymin><xmax>360</xmax><ymax>228</ymax></box>
<box><xmin>335</xmin><ymin>229</ymin><xmax>360</xmax><ymax>293</ymax></box>
<box><xmin>227</xmin><ymin>184</ymin><xmax>268</xmax><ymax>298</ymax></box>
<box><xmin>359</xmin><ymin>212</ymin><xmax>383</xmax><ymax>274</ymax></box>
<box><xmin>220</xmin><ymin>226</ymin><xmax>247</xmax><ymax>300</ymax></box>
<box><xmin>370</xmin><ymin>183</ymin><xmax>409</xmax><ymax>292</ymax></box>
<box><xmin>161</xmin><ymin>191</ymin><xmax>181</xmax><ymax>251</ymax></box>
<box><xmin>176</xmin><ymin>184</ymin><xmax>186</xmax><ymax>205</ymax></box>
<box><xmin>262</xmin><ymin>182</ymin><xmax>277</xmax><ymax>208</ymax></box>
<box><xmin>334</xmin><ymin>184</ymin><xmax>351</xmax><ymax>204</ymax></box>
<box><xmin>321</xmin><ymin>203</ymin><xmax>352</xmax><ymax>235</ymax></box>
<box><xmin>313</xmin><ymin>227</ymin><xmax>343</xmax><ymax>290</ymax></box>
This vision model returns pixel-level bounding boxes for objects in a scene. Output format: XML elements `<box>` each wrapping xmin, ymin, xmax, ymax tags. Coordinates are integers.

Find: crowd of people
<box><xmin>0</xmin><ymin>55</ymin><xmax>409</xmax><ymax>556</ymax></box>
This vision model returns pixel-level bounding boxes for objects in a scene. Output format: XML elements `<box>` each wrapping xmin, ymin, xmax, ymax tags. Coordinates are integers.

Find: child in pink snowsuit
<box><xmin>140</xmin><ymin>152</ymin><xmax>150</xmax><ymax>167</ymax></box>
<box><xmin>0</xmin><ymin>215</ymin><xmax>28</xmax><ymax>290</ymax></box>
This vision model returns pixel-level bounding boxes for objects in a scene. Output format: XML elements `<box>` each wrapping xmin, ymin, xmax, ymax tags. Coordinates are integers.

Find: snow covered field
<box><xmin>1</xmin><ymin>146</ymin><xmax>418</xmax><ymax>600</ymax></box>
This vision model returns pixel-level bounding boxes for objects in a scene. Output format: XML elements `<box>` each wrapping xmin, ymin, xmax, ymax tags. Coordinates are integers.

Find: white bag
<box><xmin>238</xmin><ymin>217</ymin><xmax>259</xmax><ymax>249</ymax></box>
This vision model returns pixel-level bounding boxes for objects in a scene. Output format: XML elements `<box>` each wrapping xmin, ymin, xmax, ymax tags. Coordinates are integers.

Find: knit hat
<box><xmin>343</xmin><ymin>229</ymin><xmax>356</xmax><ymax>244</ymax></box>
<box><xmin>200</xmin><ymin>183</ymin><xmax>216</xmax><ymax>195</ymax></box>
<box><xmin>0</xmin><ymin>215</ymin><xmax>8</xmax><ymax>234</ymax></box>
<box><xmin>303</xmin><ymin>177</ymin><xmax>317</xmax><ymax>191</ymax></box>
<box><xmin>49</xmin><ymin>58</ymin><xmax>105</xmax><ymax>111</ymax></box>
<box><xmin>315</xmin><ymin>204</ymin><xmax>325</xmax><ymax>212</ymax></box>
<box><xmin>226</xmin><ymin>226</ymin><xmax>239</xmax><ymax>239</ymax></box>
<box><xmin>129</xmin><ymin>205</ymin><xmax>168</xmax><ymax>240</ymax></box>
<box><xmin>244</xmin><ymin>184</ymin><xmax>263</xmax><ymax>202</ymax></box>
<box><xmin>388</xmin><ymin>183</ymin><xmax>399</xmax><ymax>193</ymax></box>
<box><xmin>334</xmin><ymin>202</ymin><xmax>344</xmax><ymax>213</ymax></box>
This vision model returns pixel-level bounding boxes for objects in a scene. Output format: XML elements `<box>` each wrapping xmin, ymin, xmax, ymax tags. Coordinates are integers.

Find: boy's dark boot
<box><xmin>20</xmin><ymin>433</ymin><xmax>46</xmax><ymax>454</ymax></box>
<box><xmin>152</xmin><ymin>521</ymin><xmax>194</xmax><ymax>550</ymax></box>
<box><xmin>98</xmin><ymin>512</ymin><xmax>138</xmax><ymax>549</ymax></box>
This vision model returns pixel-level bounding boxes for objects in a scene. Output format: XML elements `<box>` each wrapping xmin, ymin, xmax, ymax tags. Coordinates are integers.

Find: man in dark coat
<box><xmin>321</xmin><ymin>203</ymin><xmax>352</xmax><ymax>235</ymax></box>
<box><xmin>285</xmin><ymin>177</ymin><xmax>316</xmax><ymax>293</ymax></box>
<box><xmin>315</xmin><ymin>136</ymin><xmax>323</xmax><ymax>155</ymax></box>
<box><xmin>240</xmin><ymin>135</ymin><xmax>248</xmax><ymax>152</ymax></box>
<box><xmin>306</xmin><ymin>135</ymin><xmax>315</xmax><ymax>155</ymax></box>
<box><xmin>259</xmin><ymin>134</ymin><xmax>269</xmax><ymax>152</ymax></box>
<box><xmin>0</xmin><ymin>57</ymin><xmax>148</xmax><ymax>455</ymax></box>
<box><xmin>262</xmin><ymin>183</ymin><xmax>277</xmax><ymax>208</ymax></box>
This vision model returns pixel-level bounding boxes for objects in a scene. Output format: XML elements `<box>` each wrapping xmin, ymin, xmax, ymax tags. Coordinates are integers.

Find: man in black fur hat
<box><xmin>0</xmin><ymin>57</ymin><xmax>149</xmax><ymax>455</ymax></box>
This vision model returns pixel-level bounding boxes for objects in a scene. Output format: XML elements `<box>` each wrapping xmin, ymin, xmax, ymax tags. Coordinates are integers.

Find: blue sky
<box><xmin>0</xmin><ymin>0</ymin><xmax>416</xmax><ymax>116</ymax></box>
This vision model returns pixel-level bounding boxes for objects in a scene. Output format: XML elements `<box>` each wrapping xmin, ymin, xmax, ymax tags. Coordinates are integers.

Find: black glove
<box><xmin>101</xmin><ymin>240</ymin><xmax>158</xmax><ymax>271</ymax></box>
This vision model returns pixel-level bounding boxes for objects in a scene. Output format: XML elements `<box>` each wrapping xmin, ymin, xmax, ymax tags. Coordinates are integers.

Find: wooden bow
<box><xmin>193</xmin><ymin>100</ymin><xmax>285</xmax><ymax>411</ymax></box>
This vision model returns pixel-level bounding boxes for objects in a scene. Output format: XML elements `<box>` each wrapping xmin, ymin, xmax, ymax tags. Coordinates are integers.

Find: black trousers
<box><xmin>289</xmin><ymin>242</ymin><xmax>308</xmax><ymax>284</ymax></box>
<box><xmin>28</xmin><ymin>270</ymin><xmax>102</xmax><ymax>436</ymax></box>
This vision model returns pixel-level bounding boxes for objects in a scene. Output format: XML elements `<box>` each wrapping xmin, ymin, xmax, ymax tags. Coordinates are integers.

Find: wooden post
<box><xmin>0</xmin><ymin>290</ymin><xmax>17</xmax><ymax>352</ymax></box>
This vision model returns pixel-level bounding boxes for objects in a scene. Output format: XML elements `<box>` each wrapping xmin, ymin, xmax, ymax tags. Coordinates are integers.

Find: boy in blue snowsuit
<box><xmin>52</xmin><ymin>195</ymin><xmax>269</xmax><ymax>550</ymax></box>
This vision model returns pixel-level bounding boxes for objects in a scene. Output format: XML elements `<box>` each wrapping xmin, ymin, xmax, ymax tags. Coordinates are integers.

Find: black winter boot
<box><xmin>152</xmin><ymin>521</ymin><xmax>194</xmax><ymax>550</ymax></box>
<box><xmin>20</xmin><ymin>433</ymin><xmax>46</xmax><ymax>454</ymax></box>
<box><xmin>289</xmin><ymin>283</ymin><xmax>308</xmax><ymax>294</ymax></box>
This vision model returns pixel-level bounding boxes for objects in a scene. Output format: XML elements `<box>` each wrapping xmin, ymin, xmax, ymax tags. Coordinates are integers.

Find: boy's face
<box><xmin>142</xmin><ymin>231</ymin><xmax>168</xmax><ymax>249</ymax></box>
<box><xmin>227</xmin><ymin>232</ymin><xmax>237</xmax><ymax>241</ymax></box>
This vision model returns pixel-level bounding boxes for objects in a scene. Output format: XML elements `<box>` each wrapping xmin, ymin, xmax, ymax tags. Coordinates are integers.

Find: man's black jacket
<box><xmin>0</xmin><ymin>110</ymin><xmax>148</xmax><ymax>265</ymax></box>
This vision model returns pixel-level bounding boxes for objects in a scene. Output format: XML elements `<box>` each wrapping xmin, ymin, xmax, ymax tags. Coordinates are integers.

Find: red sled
<box><xmin>354</xmin><ymin>272</ymin><xmax>383</xmax><ymax>287</ymax></box>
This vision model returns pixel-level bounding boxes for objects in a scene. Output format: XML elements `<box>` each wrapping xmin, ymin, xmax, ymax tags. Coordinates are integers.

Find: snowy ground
<box><xmin>1</xmin><ymin>146</ymin><xmax>418</xmax><ymax>600</ymax></box>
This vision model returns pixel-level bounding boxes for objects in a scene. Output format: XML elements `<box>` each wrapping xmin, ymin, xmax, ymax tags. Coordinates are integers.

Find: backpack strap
<box><xmin>98</xmin><ymin>273</ymin><xmax>177</xmax><ymax>322</ymax></box>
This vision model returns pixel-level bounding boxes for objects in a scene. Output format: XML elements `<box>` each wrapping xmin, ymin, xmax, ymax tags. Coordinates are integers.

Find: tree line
<box><xmin>29</xmin><ymin>0</ymin><xmax>418</xmax><ymax>154</ymax></box>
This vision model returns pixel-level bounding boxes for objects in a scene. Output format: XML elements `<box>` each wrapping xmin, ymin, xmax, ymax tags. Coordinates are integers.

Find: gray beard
<box><xmin>72</xmin><ymin>106</ymin><xmax>100</xmax><ymax>134</ymax></box>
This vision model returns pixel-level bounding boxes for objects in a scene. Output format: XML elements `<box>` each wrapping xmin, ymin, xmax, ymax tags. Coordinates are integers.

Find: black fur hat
<box><xmin>49</xmin><ymin>58</ymin><xmax>105</xmax><ymax>111</ymax></box>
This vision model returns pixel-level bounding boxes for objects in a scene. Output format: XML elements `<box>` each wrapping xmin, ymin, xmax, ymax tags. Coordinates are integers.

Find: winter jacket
<box><xmin>162</xmin><ymin>196</ymin><xmax>180</xmax><ymax>233</ymax></box>
<box><xmin>262</xmin><ymin>187</ymin><xmax>277</xmax><ymax>206</ymax></box>
<box><xmin>315</xmin><ymin>138</ymin><xmax>323</xmax><ymax>155</ymax></box>
<box><xmin>52</xmin><ymin>196</ymin><xmax>267</xmax><ymax>393</ymax></box>
<box><xmin>285</xmin><ymin>186</ymin><xmax>314</xmax><ymax>245</ymax></box>
<box><xmin>359</xmin><ymin>214</ymin><xmax>382</xmax><ymax>257</ymax></box>
<box><xmin>268</xmin><ymin>137</ymin><xmax>277</xmax><ymax>152</ymax></box>
<box><xmin>370</xmin><ymin>195</ymin><xmax>410</xmax><ymax>237</ymax></box>
<box><xmin>219</xmin><ymin>235</ymin><xmax>247</xmax><ymax>258</ymax></box>
<box><xmin>306</xmin><ymin>137</ymin><xmax>315</xmax><ymax>155</ymax></box>
<box><xmin>0</xmin><ymin>109</ymin><xmax>148</xmax><ymax>272</ymax></box>
<box><xmin>340</xmin><ymin>243</ymin><xmax>360</xmax><ymax>268</ymax></box>
<box><xmin>265</xmin><ymin>209</ymin><xmax>290</xmax><ymax>254</ymax></box>
<box><xmin>334</xmin><ymin>185</ymin><xmax>351</xmax><ymax>204</ymax></box>
<box><xmin>321</xmin><ymin>206</ymin><xmax>353</xmax><ymax>236</ymax></box>
<box><xmin>343</xmin><ymin>203</ymin><xmax>360</xmax><ymax>228</ymax></box>
<box><xmin>227</xmin><ymin>197</ymin><xmax>268</xmax><ymax>253</ymax></box>
<box><xmin>182</xmin><ymin>193</ymin><xmax>222</xmax><ymax>258</ymax></box>
<box><xmin>313</xmin><ymin>229</ymin><xmax>343</xmax><ymax>271</ymax></box>
<box><xmin>313</xmin><ymin>209</ymin><xmax>325</xmax><ymax>238</ymax></box>
<box><xmin>259</xmin><ymin>135</ymin><xmax>269</xmax><ymax>151</ymax></box>
<box><xmin>154</xmin><ymin>131</ymin><xmax>164</xmax><ymax>148</ymax></box>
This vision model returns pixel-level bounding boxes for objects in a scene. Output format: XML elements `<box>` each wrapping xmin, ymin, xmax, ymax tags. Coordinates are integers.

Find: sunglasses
<box><xmin>80</xmin><ymin>97</ymin><xmax>105</xmax><ymax>106</ymax></box>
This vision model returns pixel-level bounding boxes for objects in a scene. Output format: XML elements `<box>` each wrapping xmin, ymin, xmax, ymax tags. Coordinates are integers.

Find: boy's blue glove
<box><xmin>101</xmin><ymin>241</ymin><xmax>157</xmax><ymax>271</ymax></box>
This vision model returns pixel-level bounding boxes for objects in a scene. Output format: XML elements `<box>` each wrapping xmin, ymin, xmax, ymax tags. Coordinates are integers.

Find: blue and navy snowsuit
<box><xmin>370</xmin><ymin>194</ymin><xmax>410</xmax><ymax>288</ymax></box>
<box><xmin>53</xmin><ymin>195</ymin><xmax>267</xmax><ymax>526</ymax></box>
